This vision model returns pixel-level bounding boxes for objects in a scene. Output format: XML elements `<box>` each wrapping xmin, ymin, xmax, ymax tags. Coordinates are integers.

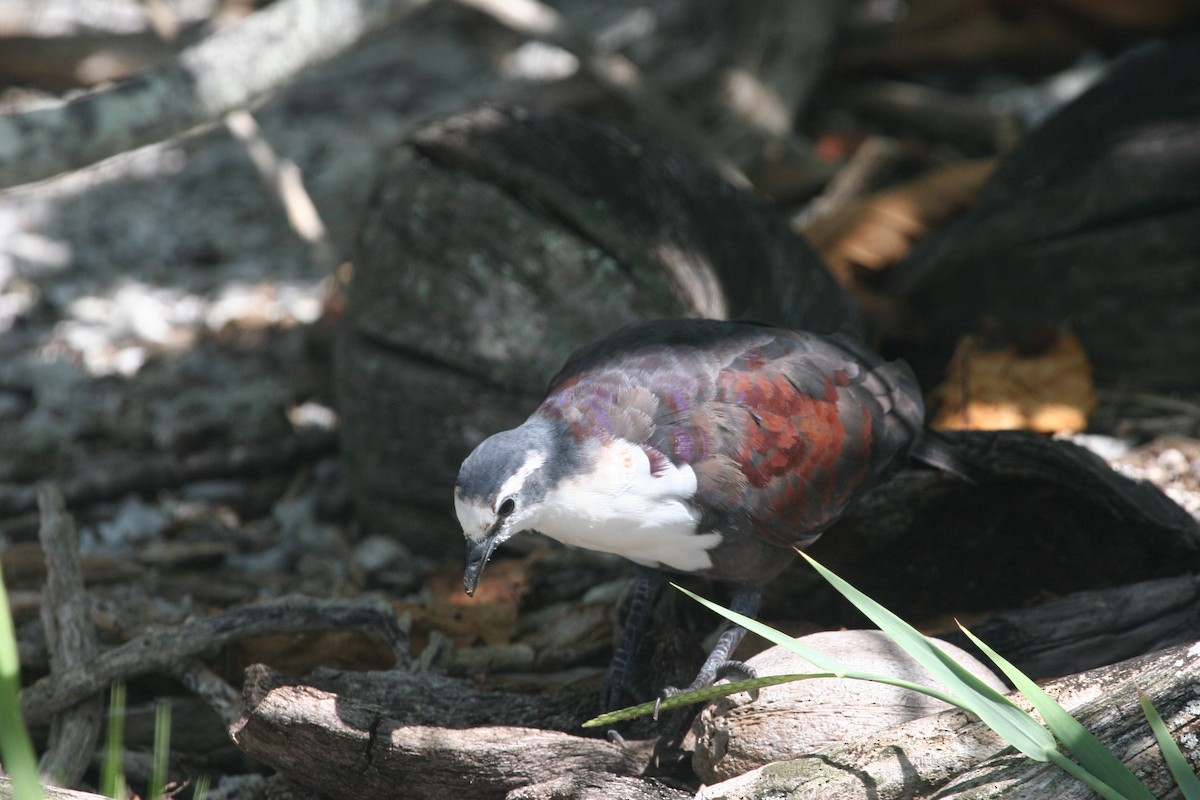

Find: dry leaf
<box><xmin>396</xmin><ymin>600</ymin><xmax>519</xmax><ymax>652</ymax></box>
<box><xmin>932</xmin><ymin>330</ymin><xmax>1097</xmax><ymax>432</ymax></box>
<box><xmin>804</xmin><ymin>158</ymin><xmax>997</xmax><ymax>282</ymax></box>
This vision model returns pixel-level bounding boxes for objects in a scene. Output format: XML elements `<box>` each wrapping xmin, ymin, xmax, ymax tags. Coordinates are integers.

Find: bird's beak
<box><xmin>463</xmin><ymin>532</ymin><xmax>500</xmax><ymax>596</ymax></box>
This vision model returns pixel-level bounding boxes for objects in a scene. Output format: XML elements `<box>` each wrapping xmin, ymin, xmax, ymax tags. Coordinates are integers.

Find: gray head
<box><xmin>455</xmin><ymin>414</ymin><xmax>576</xmax><ymax>595</ymax></box>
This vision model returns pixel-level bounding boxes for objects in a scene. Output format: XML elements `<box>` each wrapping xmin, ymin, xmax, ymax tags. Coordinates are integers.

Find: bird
<box><xmin>454</xmin><ymin>318</ymin><xmax>947</xmax><ymax>710</ymax></box>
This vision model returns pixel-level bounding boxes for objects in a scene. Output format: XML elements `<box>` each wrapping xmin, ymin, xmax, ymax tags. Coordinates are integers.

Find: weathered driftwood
<box><xmin>692</xmin><ymin>631</ymin><xmax>1008</xmax><ymax>784</ymax></box>
<box><xmin>276</xmin><ymin>664</ymin><xmax>595</xmax><ymax>733</ymax></box>
<box><xmin>336</xmin><ymin>105</ymin><xmax>855</xmax><ymax>554</ymax></box>
<box><xmin>698</xmin><ymin>639</ymin><xmax>1200</xmax><ymax>800</ymax></box>
<box><xmin>230</xmin><ymin>664</ymin><xmax>654</xmax><ymax>800</ymax></box>
<box><xmin>504</xmin><ymin>772</ymin><xmax>692</xmax><ymax>800</ymax></box>
<box><xmin>888</xmin><ymin>36</ymin><xmax>1200</xmax><ymax>390</ymax></box>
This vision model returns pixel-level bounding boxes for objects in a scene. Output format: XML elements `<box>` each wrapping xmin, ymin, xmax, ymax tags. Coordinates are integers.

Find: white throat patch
<box><xmin>532</xmin><ymin>439</ymin><xmax>721</xmax><ymax>572</ymax></box>
<box><xmin>455</xmin><ymin>493</ymin><xmax>494</xmax><ymax>542</ymax></box>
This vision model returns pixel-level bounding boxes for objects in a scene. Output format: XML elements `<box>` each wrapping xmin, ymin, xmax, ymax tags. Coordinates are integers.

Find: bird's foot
<box><xmin>653</xmin><ymin>660</ymin><xmax>759</xmax><ymax>719</ymax></box>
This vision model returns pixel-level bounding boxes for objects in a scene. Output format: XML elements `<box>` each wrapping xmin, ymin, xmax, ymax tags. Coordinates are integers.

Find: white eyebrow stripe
<box><xmin>496</xmin><ymin>450</ymin><xmax>546</xmax><ymax>507</ymax></box>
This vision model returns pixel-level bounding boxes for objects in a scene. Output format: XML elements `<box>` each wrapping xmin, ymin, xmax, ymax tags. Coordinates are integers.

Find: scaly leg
<box><xmin>657</xmin><ymin>589</ymin><xmax>762</xmax><ymax>716</ymax></box>
<box><xmin>600</xmin><ymin>569</ymin><xmax>664</xmax><ymax>711</ymax></box>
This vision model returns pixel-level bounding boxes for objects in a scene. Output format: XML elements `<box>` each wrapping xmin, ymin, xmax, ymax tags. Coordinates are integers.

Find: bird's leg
<box><xmin>657</xmin><ymin>589</ymin><xmax>762</xmax><ymax>716</ymax></box>
<box><xmin>600</xmin><ymin>569</ymin><xmax>665</xmax><ymax>711</ymax></box>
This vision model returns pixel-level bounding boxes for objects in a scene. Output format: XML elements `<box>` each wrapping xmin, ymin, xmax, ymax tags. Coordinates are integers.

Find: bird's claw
<box><xmin>653</xmin><ymin>660</ymin><xmax>761</xmax><ymax>720</ymax></box>
<box><xmin>652</xmin><ymin>685</ymin><xmax>683</xmax><ymax>721</ymax></box>
<box><xmin>606</xmin><ymin>729</ymin><xmax>631</xmax><ymax>748</ymax></box>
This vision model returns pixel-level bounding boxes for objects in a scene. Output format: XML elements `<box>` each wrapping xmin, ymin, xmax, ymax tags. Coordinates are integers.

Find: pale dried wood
<box><xmin>697</xmin><ymin>640</ymin><xmax>1200</xmax><ymax>800</ymax></box>
<box><xmin>230</xmin><ymin>665</ymin><xmax>651</xmax><ymax>800</ymax></box>
<box><xmin>692</xmin><ymin>631</ymin><xmax>1008</xmax><ymax>784</ymax></box>
<box><xmin>505</xmin><ymin>772</ymin><xmax>693</xmax><ymax>800</ymax></box>
<box><xmin>0</xmin><ymin>0</ymin><xmax>433</xmax><ymax>189</ymax></box>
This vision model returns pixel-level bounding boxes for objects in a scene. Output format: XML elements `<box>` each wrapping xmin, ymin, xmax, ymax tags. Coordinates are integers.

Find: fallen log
<box><xmin>230</xmin><ymin>664</ymin><xmax>656</xmax><ymax>800</ymax></box>
<box><xmin>697</xmin><ymin>639</ymin><xmax>1200</xmax><ymax>800</ymax></box>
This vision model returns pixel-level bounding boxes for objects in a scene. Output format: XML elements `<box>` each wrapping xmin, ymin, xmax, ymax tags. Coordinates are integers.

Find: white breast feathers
<box><xmin>534</xmin><ymin>439</ymin><xmax>722</xmax><ymax>571</ymax></box>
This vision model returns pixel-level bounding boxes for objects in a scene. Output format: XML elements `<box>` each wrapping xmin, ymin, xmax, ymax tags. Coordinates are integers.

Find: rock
<box><xmin>692</xmin><ymin>629</ymin><xmax>1007</xmax><ymax>784</ymax></box>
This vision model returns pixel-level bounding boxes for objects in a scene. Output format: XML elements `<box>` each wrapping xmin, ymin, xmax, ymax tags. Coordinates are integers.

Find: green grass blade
<box><xmin>149</xmin><ymin>700</ymin><xmax>171</xmax><ymax>800</ymax></box>
<box><xmin>798</xmin><ymin>552</ymin><xmax>1056</xmax><ymax>761</ymax></box>
<box><xmin>0</xmin><ymin>570</ymin><xmax>43</xmax><ymax>800</ymax></box>
<box><xmin>583</xmin><ymin>672</ymin><xmax>836</xmax><ymax>727</ymax></box>
<box><xmin>583</xmin><ymin>665</ymin><xmax>970</xmax><ymax>728</ymax></box>
<box><xmin>1046</xmin><ymin>748</ymin><xmax>1136</xmax><ymax>800</ymax></box>
<box><xmin>192</xmin><ymin>774</ymin><xmax>211</xmax><ymax>800</ymax></box>
<box><xmin>673</xmin><ymin>584</ymin><xmax>855</xmax><ymax>675</ymax></box>
<box><xmin>959</xmin><ymin>624</ymin><xmax>1153</xmax><ymax>800</ymax></box>
<box><xmin>1139</xmin><ymin>688</ymin><xmax>1200</xmax><ymax>799</ymax></box>
<box><xmin>100</xmin><ymin>682</ymin><xmax>127</xmax><ymax>800</ymax></box>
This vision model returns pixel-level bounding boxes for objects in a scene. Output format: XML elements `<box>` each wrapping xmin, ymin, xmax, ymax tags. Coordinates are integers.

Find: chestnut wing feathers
<box><xmin>543</xmin><ymin>320</ymin><xmax>923</xmax><ymax>546</ymax></box>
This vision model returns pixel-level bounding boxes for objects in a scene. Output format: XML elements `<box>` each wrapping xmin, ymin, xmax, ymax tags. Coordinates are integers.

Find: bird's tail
<box><xmin>909</xmin><ymin>429</ymin><xmax>978</xmax><ymax>484</ymax></box>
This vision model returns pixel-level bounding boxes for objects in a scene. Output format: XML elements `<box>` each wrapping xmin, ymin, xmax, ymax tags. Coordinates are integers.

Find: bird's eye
<box><xmin>497</xmin><ymin>497</ymin><xmax>516</xmax><ymax>517</ymax></box>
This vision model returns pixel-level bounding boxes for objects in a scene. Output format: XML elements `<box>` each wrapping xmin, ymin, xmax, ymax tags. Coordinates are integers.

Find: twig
<box><xmin>793</xmin><ymin>136</ymin><xmax>903</xmax><ymax>226</ymax></box>
<box><xmin>21</xmin><ymin>595</ymin><xmax>409</xmax><ymax>724</ymax></box>
<box><xmin>0</xmin><ymin>0</ymin><xmax>433</xmax><ymax>189</ymax></box>
<box><xmin>36</xmin><ymin>484</ymin><xmax>102</xmax><ymax>789</ymax></box>
<box><xmin>225</xmin><ymin>109</ymin><xmax>341</xmax><ymax>274</ymax></box>
<box><xmin>171</xmin><ymin>659</ymin><xmax>243</xmax><ymax>727</ymax></box>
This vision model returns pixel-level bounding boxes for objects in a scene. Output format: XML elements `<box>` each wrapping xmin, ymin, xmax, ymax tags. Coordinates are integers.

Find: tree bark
<box><xmin>230</xmin><ymin>664</ymin><xmax>655</xmax><ymax>800</ymax></box>
<box><xmin>697</xmin><ymin>640</ymin><xmax>1200</xmax><ymax>800</ymax></box>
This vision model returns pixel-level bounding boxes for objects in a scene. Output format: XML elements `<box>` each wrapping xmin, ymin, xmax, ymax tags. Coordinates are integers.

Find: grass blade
<box><xmin>583</xmin><ymin>672</ymin><xmax>836</xmax><ymax>727</ymax></box>
<box><xmin>1138</xmin><ymin>688</ymin><xmax>1200</xmax><ymax>800</ymax></box>
<box><xmin>100</xmin><ymin>682</ymin><xmax>127</xmax><ymax>800</ymax></box>
<box><xmin>677</xmin><ymin>585</ymin><xmax>968</xmax><ymax>704</ymax></box>
<box><xmin>674</xmin><ymin>584</ymin><xmax>853</xmax><ymax>675</ymax></box>
<box><xmin>959</xmin><ymin>624</ymin><xmax>1153</xmax><ymax>800</ymax></box>
<box><xmin>1046</xmin><ymin>749</ymin><xmax>1136</xmax><ymax>800</ymax></box>
<box><xmin>149</xmin><ymin>700</ymin><xmax>172</xmax><ymax>800</ymax></box>
<box><xmin>0</xmin><ymin>571</ymin><xmax>42</xmax><ymax>800</ymax></box>
<box><xmin>798</xmin><ymin>551</ymin><xmax>1056</xmax><ymax>761</ymax></box>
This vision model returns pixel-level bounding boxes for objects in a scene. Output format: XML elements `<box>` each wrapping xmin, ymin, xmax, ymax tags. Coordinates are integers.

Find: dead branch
<box><xmin>0</xmin><ymin>0</ymin><xmax>432</xmax><ymax>189</ymax></box>
<box><xmin>698</xmin><ymin>640</ymin><xmax>1200</xmax><ymax>800</ymax></box>
<box><xmin>231</xmin><ymin>665</ymin><xmax>651</xmax><ymax>800</ymax></box>
<box><xmin>20</xmin><ymin>596</ymin><xmax>408</xmax><ymax>724</ymax></box>
<box><xmin>35</xmin><ymin>484</ymin><xmax>102</xmax><ymax>788</ymax></box>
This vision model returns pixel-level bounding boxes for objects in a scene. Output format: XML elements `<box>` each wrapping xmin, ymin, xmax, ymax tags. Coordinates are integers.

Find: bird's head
<box><xmin>454</xmin><ymin>415</ymin><xmax>575</xmax><ymax>596</ymax></box>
